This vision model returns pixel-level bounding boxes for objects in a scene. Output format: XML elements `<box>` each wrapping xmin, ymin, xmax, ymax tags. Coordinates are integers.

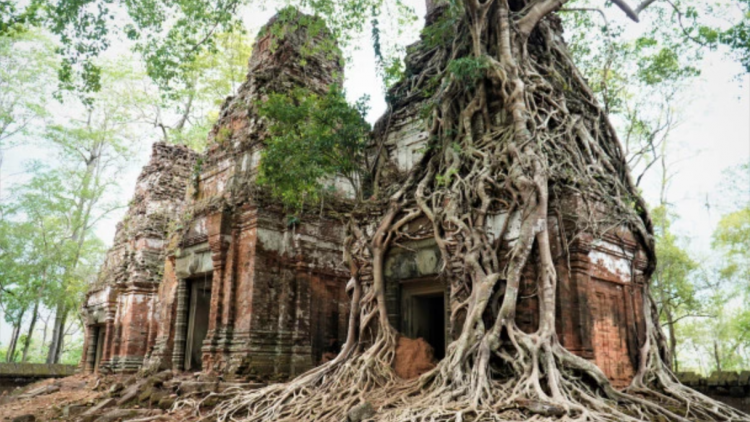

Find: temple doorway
<box><xmin>93</xmin><ymin>325</ymin><xmax>105</xmax><ymax>371</ymax></box>
<box><xmin>400</xmin><ymin>281</ymin><xmax>446</xmax><ymax>359</ymax></box>
<box><xmin>185</xmin><ymin>276</ymin><xmax>212</xmax><ymax>371</ymax></box>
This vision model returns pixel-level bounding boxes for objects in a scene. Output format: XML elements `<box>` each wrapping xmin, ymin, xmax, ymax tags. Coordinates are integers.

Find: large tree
<box><xmin>194</xmin><ymin>1</ymin><xmax>748</xmax><ymax>421</ymax></box>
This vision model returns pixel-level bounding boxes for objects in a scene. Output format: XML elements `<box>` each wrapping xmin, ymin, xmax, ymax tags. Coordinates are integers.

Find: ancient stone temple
<box><xmin>81</xmin><ymin>142</ymin><xmax>197</xmax><ymax>373</ymax></box>
<box><xmin>82</xmin><ymin>5</ymin><xmax>648</xmax><ymax>389</ymax></box>
<box><xmin>140</xmin><ymin>10</ymin><xmax>351</xmax><ymax>378</ymax></box>
<box><xmin>376</xmin><ymin>1</ymin><xmax>649</xmax><ymax>388</ymax></box>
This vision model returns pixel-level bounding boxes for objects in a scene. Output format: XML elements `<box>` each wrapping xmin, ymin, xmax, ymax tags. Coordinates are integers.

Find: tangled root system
<box><xmin>188</xmin><ymin>1</ymin><xmax>750</xmax><ymax>421</ymax></box>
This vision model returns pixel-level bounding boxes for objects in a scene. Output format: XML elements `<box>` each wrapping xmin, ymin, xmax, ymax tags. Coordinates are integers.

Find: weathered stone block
<box><xmin>348</xmin><ymin>402</ymin><xmax>375</xmax><ymax>422</ymax></box>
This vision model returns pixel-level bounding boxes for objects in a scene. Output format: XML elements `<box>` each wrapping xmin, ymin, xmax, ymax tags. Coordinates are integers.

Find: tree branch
<box><xmin>635</xmin><ymin>0</ymin><xmax>659</xmax><ymax>14</ymax></box>
<box><xmin>610</xmin><ymin>0</ymin><xmax>639</xmax><ymax>22</ymax></box>
<box><xmin>517</xmin><ymin>0</ymin><xmax>568</xmax><ymax>38</ymax></box>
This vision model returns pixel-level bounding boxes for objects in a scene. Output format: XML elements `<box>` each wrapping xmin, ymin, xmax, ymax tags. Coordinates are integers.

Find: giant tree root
<box><xmin>185</xmin><ymin>1</ymin><xmax>750</xmax><ymax>421</ymax></box>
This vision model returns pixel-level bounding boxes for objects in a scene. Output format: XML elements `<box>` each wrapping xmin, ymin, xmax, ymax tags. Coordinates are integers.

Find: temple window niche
<box><xmin>384</xmin><ymin>238</ymin><xmax>448</xmax><ymax>360</ymax></box>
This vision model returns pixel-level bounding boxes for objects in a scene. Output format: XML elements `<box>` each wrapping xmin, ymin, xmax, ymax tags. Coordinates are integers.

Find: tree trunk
<box><xmin>6</xmin><ymin>320</ymin><xmax>22</xmax><ymax>362</ymax></box>
<box><xmin>660</xmin><ymin>290</ymin><xmax>678</xmax><ymax>372</ymax></box>
<box><xmin>21</xmin><ymin>299</ymin><xmax>40</xmax><ymax>362</ymax></box>
<box><xmin>45</xmin><ymin>301</ymin><xmax>68</xmax><ymax>364</ymax></box>
<box><xmin>40</xmin><ymin>314</ymin><xmax>49</xmax><ymax>351</ymax></box>
<box><xmin>713</xmin><ymin>339</ymin><xmax>722</xmax><ymax>372</ymax></box>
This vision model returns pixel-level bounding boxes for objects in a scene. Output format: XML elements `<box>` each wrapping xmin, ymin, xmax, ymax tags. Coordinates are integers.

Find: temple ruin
<box><xmin>82</xmin><ymin>10</ymin><xmax>351</xmax><ymax>379</ymax></box>
<box><xmin>81</xmin><ymin>142</ymin><xmax>197</xmax><ymax>373</ymax></box>
<box><xmin>82</xmin><ymin>6</ymin><xmax>648</xmax><ymax>389</ymax></box>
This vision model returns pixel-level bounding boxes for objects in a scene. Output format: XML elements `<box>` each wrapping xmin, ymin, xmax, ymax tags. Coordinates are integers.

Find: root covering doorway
<box><xmin>185</xmin><ymin>276</ymin><xmax>212</xmax><ymax>371</ymax></box>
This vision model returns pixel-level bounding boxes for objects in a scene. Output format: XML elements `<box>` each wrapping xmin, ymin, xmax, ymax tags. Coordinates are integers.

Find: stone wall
<box><xmin>678</xmin><ymin>371</ymin><xmax>750</xmax><ymax>413</ymax></box>
<box><xmin>0</xmin><ymin>364</ymin><xmax>77</xmax><ymax>394</ymax></box>
<box><xmin>81</xmin><ymin>142</ymin><xmax>196</xmax><ymax>373</ymax></box>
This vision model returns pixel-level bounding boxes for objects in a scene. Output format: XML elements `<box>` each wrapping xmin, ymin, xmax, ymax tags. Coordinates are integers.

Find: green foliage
<box><xmin>672</xmin><ymin>161</ymin><xmax>750</xmax><ymax>373</ymax></box>
<box><xmin>136</xmin><ymin>28</ymin><xmax>253</xmax><ymax>151</ymax></box>
<box><xmin>713</xmin><ymin>207</ymin><xmax>750</xmax><ymax>281</ymax></box>
<box><xmin>666</xmin><ymin>1</ymin><xmax>750</xmax><ymax>73</ymax></box>
<box><xmin>712</xmin><ymin>162</ymin><xmax>750</xmax><ymax>283</ymax></box>
<box><xmin>421</xmin><ymin>1</ymin><xmax>461</xmax><ymax>50</ymax></box>
<box><xmin>0</xmin><ymin>54</ymin><xmax>145</xmax><ymax>363</ymax></box>
<box><xmin>652</xmin><ymin>205</ymin><xmax>701</xmax><ymax>318</ymax></box>
<box><xmin>0</xmin><ymin>29</ymin><xmax>56</xmax><ymax>146</ymax></box>
<box><xmin>60</xmin><ymin>336</ymin><xmax>84</xmax><ymax>365</ymax></box>
<box><xmin>257</xmin><ymin>85</ymin><xmax>370</xmax><ymax>212</ymax></box>
<box><xmin>371</xmin><ymin>1</ymin><xmax>418</xmax><ymax>89</ymax></box>
<box><xmin>447</xmin><ymin>57</ymin><xmax>490</xmax><ymax>87</ymax></box>
<box><xmin>1</xmin><ymin>0</ymin><xmax>416</xmax><ymax>98</ymax></box>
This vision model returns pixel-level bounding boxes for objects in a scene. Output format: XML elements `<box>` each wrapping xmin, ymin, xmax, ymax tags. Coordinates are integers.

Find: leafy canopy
<box><xmin>257</xmin><ymin>85</ymin><xmax>370</xmax><ymax>212</ymax></box>
<box><xmin>2</xmin><ymin>0</ymin><xmax>417</xmax><ymax>98</ymax></box>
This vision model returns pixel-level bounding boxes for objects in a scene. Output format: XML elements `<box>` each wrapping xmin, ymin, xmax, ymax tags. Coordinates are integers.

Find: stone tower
<box><xmin>81</xmin><ymin>142</ymin><xmax>196</xmax><ymax>373</ymax></box>
<box><xmin>143</xmin><ymin>9</ymin><xmax>351</xmax><ymax>378</ymax></box>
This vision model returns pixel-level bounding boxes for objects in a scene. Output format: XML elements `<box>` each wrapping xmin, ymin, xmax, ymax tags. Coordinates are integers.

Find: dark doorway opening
<box><xmin>93</xmin><ymin>325</ymin><xmax>105</xmax><ymax>371</ymax></box>
<box><xmin>409</xmin><ymin>293</ymin><xmax>445</xmax><ymax>359</ymax></box>
<box><xmin>400</xmin><ymin>280</ymin><xmax>447</xmax><ymax>361</ymax></box>
<box><xmin>185</xmin><ymin>276</ymin><xmax>212</xmax><ymax>371</ymax></box>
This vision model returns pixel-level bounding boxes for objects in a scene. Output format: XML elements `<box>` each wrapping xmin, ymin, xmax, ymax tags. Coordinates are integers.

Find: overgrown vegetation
<box><xmin>257</xmin><ymin>85</ymin><xmax>371</xmax><ymax>211</ymax></box>
<box><xmin>205</xmin><ymin>1</ymin><xmax>750</xmax><ymax>421</ymax></box>
<box><xmin>1</xmin><ymin>0</ymin><xmax>750</xmax><ymax>419</ymax></box>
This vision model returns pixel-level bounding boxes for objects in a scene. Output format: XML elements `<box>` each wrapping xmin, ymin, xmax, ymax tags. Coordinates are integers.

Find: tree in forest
<box><xmin>135</xmin><ymin>29</ymin><xmax>254</xmax><ymax>151</ymax></box>
<box><xmin>182</xmin><ymin>1</ymin><xmax>747</xmax><ymax>421</ymax></box>
<box><xmin>0</xmin><ymin>220</ymin><xmax>40</xmax><ymax>362</ymax></box>
<box><xmin>8</xmin><ymin>166</ymin><xmax>108</xmax><ymax>364</ymax></box>
<box><xmin>1</xmin><ymin>59</ymin><xmax>146</xmax><ymax>364</ymax></box>
<box><xmin>685</xmin><ymin>161</ymin><xmax>750</xmax><ymax>373</ymax></box>
<box><xmin>650</xmin><ymin>205</ymin><xmax>703</xmax><ymax>372</ymax></box>
<box><xmin>0</xmin><ymin>29</ymin><xmax>55</xmax><ymax>204</ymax></box>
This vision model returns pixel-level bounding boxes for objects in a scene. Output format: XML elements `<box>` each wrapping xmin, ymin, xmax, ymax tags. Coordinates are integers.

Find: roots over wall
<box><xmin>197</xmin><ymin>1</ymin><xmax>750</xmax><ymax>421</ymax></box>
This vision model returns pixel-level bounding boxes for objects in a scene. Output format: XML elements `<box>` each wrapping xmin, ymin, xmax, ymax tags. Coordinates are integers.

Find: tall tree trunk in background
<box><xmin>660</xmin><ymin>289</ymin><xmax>678</xmax><ymax>372</ymax></box>
<box><xmin>40</xmin><ymin>314</ymin><xmax>49</xmax><ymax>354</ymax></box>
<box><xmin>44</xmin><ymin>138</ymin><xmax>103</xmax><ymax>364</ymax></box>
<box><xmin>668</xmin><ymin>314</ymin><xmax>678</xmax><ymax>372</ymax></box>
<box><xmin>46</xmin><ymin>302</ymin><xmax>68</xmax><ymax>364</ymax></box>
<box><xmin>21</xmin><ymin>299</ymin><xmax>40</xmax><ymax>362</ymax></box>
<box><xmin>713</xmin><ymin>340</ymin><xmax>723</xmax><ymax>372</ymax></box>
<box><xmin>6</xmin><ymin>320</ymin><xmax>22</xmax><ymax>362</ymax></box>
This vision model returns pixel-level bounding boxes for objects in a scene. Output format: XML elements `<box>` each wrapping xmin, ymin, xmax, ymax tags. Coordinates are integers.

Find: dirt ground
<box><xmin>0</xmin><ymin>374</ymin><xmax>97</xmax><ymax>421</ymax></box>
<box><xmin>0</xmin><ymin>373</ymin><xmax>191</xmax><ymax>421</ymax></box>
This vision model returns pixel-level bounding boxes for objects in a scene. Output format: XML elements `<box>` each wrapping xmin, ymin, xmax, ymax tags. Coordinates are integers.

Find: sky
<box><xmin>0</xmin><ymin>0</ymin><xmax>748</xmax><ymax>355</ymax></box>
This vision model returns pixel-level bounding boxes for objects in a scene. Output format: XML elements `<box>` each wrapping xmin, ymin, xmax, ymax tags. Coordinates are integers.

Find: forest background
<box><xmin>0</xmin><ymin>0</ymin><xmax>748</xmax><ymax>373</ymax></box>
